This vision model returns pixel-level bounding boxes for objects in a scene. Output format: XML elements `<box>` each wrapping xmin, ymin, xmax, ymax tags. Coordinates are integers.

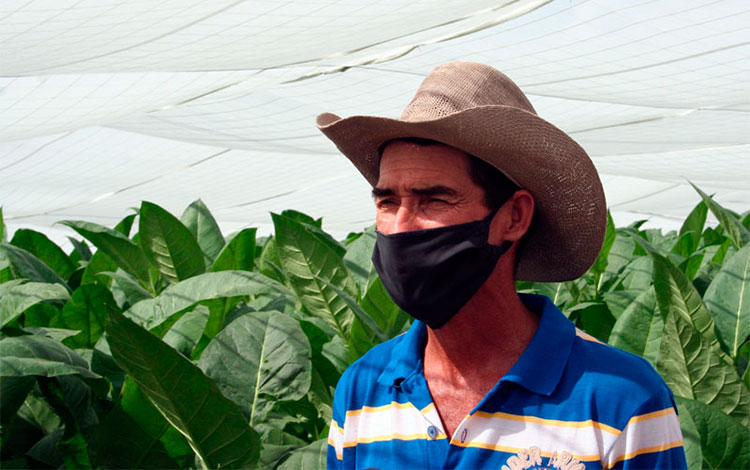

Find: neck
<box><xmin>423</xmin><ymin>261</ymin><xmax>539</xmax><ymax>384</ymax></box>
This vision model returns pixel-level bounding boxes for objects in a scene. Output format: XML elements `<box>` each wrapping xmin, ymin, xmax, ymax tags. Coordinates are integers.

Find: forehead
<box><xmin>376</xmin><ymin>140</ymin><xmax>474</xmax><ymax>189</ymax></box>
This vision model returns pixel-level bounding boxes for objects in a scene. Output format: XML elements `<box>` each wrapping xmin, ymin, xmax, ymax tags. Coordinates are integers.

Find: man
<box><xmin>316</xmin><ymin>62</ymin><xmax>686</xmax><ymax>469</ymax></box>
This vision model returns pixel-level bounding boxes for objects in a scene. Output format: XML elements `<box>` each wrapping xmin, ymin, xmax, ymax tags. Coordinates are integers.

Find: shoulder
<box><xmin>562</xmin><ymin>329</ymin><xmax>677</xmax><ymax>427</ymax></box>
<box><xmin>333</xmin><ymin>333</ymin><xmax>409</xmax><ymax>407</ymax></box>
<box><xmin>571</xmin><ymin>329</ymin><xmax>667</xmax><ymax>397</ymax></box>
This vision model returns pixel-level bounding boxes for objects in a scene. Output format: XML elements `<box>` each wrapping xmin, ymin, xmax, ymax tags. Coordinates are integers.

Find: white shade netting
<box><xmin>2</xmin><ymin>0</ymin><xmax>749</xmax><ymax>246</ymax></box>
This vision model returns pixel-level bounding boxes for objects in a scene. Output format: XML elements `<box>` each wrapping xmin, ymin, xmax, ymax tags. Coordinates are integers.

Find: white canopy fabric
<box><xmin>2</xmin><ymin>0</ymin><xmax>749</xmax><ymax>245</ymax></box>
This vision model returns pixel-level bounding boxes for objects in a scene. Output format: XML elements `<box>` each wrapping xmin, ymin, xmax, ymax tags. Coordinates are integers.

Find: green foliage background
<box><xmin>0</xmin><ymin>187</ymin><xmax>748</xmax><ymax>469</ymax></box>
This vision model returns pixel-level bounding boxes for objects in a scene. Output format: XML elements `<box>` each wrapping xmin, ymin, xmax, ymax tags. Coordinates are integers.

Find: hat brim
<box><xmin>317</xmin><ymin>105</ymin><xmax>606</xmax><ymax>282</ymax></box>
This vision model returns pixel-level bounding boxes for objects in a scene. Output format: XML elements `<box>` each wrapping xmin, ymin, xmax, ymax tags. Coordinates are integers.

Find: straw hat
<box><xmin>316</xmin><ymin>61</ymin><xmax>606</xmax><ymax>282</ymax></box>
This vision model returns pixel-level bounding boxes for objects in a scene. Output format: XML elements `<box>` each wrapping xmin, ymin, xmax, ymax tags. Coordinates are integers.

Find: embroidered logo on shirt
<box><xmin>501</xmin><ymin>447</ymin><xmax>585</xmax><ymax>470</ymax></box>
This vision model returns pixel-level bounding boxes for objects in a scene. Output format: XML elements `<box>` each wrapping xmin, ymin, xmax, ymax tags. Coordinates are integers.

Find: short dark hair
<box><xmin>380</xmin><ymin>137</ymin><xmax>519</xmax><ymax>209</ymax></box>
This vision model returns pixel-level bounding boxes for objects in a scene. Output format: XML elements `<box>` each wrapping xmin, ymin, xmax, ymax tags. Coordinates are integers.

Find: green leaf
<box><xmin>105</xmin><ymin>310</ymin><xmax>260</xmax><ymax>469</ymax></box>
<box><xmin>198</xmin><ymin>311</ymin><xmax>312</xmax><ymax>425</ymax></box>
<box><xmin>272</xmin><ymin>213</ymin><xmax>355</xmax><ymax>339</ymax></box>
<box><xmin>139</xmin><ymin>201</ymin><xmax>205</xmax><ymax>284</ymax></box>
<box><xmin>314</xmin><ymin>274</ymin><xmax>388</xmax><ymax>343</ymax></box>
<box><xmin>675</xmin><ymin>396</ymin><xmax>749</xmax><ymax>470</ymax></box>
<box><xmin>60</xmin><ymin>284</ymin><xmax>120</xmax><ymax>349</ymax></box>
<box><xmin>570</xmin><ymin>302</ymin><xmax>615</xmax><ymax>342</ymax></box>
<box><xmin>0</xmin><ymin>335</ymin><xmax>108</xmax><ymax>396</ymax></box>
<box><xmin>210</xmin><ymin>228</ymin><xmax>257</xmax><ymax>272</ymax></box>
<box><xmin>37</xmin><ymin>377</ymin><xmax>92</xmax><ymax>469</ymax></box>
<box><xmin>0</xmin><ymin>243</ymin><xmax>70</xmax><ymax>290</ymax></box>
<box><xmin>10</xmin><ymin>229</ymin><xmax>76</xmax><ymax>280</ymax></box>
<box><xmin>342</xmin><ymin>227</ymin><xmax>377</xmax><ymax>291</ymax></box>
<box><xmin>673</xmin><ymin>396</ymin><xmax>702</xmax><ymax>470</ymax></box>
<box><xmin>97</xmin><ymin>269</ymin><xmax>153</xmax><ymax>309</ymax></box>
<box><xmin>692</xmin><ymin>183</ymin><xmax>749</xmax><ymax>249</ymax></box>
<box><xmin>608</xmin><ymin>287</ymin><xmax>663</xmax><ymax>365</ymax></box>
<box><xmin>61</xmin><ymin>220</ymin><xmax>152</xmax><ymax>286</ymax></box>
<box><xmin>258</xmin><ymin>236</ymin><xmax>288</xmax><ymax>284</ymax></box>
<box><xmin>704</xmin><ymin>244</ymin><xmax>750</xmax><ymax>357</ymax></box>
<box><xmin>601</xmin><ymin>290</ymin><xmax>641</xmax><ymax>320</ymax></box>
<box><xmin>675</xmin><ymin>200</ymin><xmax>708</xmax><ymax>259</ymax></box>
<box><xmin>635</xmin><ymin>239</ymin><xmax>750</xmax><ymax>425</ymax></box>
<box><xmin>163</xmin><ymin>305</ymin><xmax>209</xmax><ymax>357</ymax></box>
<box><xmin>181</xmin><ymin>199</ymin><xmax>225</xmax><ymax>266</ymax></box>
<box><xmin>361</xmin><ymin>276</ymin><xmax>410</xmax><ymax>338</ymax></box>
<box><xmin>0</xmin><ymin>375</ymin><xmax>35</xmax><ymax>430</ymax></box>
<box><xmin>92</xmin><ymin>377</ymin><xmax>183</xmax><ymax>469</ymax></box>
<box><xmin>278</xmin><ymin>438</ymin><xmax>327</xmax><ymax>470</ymax></box>
<box><xmin>0</xmin><ymin>206</ymin><xmax>5</xmax><ymax>243</ymax></box>
<box><xmin>67</xmin><ymin>237</ymin><xmax>92</xmax><ymax>263</ymax></box>
<box><xmin>591</xmin><ymin>211</ymin><xmax>616</xmax><ymax>278</ymax></box>
<box><xmin>125</xmin><ymin>270</ymin><xmax>290</xmax><ymax>330</ymax></box>
<box><xmin>0</xmin><ymin>280</ymin><xmax>70</xmax><ymax>328</ymax></box>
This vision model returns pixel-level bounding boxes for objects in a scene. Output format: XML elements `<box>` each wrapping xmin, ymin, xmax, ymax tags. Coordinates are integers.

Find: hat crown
<box><xmin>400</xmin><ymin>62</ymin><xmax>537</xmax><ymax>122</ymax></box>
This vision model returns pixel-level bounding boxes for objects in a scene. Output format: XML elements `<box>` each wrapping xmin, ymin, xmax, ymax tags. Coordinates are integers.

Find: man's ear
<box><xmin>489</xmin><ymin>189</ymin><xmax>534</xmax><ymax>244</ymax></box>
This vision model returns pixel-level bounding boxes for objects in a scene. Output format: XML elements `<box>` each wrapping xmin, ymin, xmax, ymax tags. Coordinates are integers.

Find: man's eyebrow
<box><xmin>371</xmin><ymin>185</ymin><xmax>459</xmax><ymax>198</ymax></box>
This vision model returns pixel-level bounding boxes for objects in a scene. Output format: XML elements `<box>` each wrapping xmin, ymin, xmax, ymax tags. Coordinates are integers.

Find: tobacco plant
<box><xmin>0</xmin><ymin>186</ymin><xmax>748</xmax><ymax>469</ymax></box>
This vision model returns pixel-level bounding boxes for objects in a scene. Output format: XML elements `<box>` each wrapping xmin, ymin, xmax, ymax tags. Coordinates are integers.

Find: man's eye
<box><xmin>376</xmin><ymin>199</ymin><xmax>396</xmax><ymax>208</ymax></box>
<box><xmin>427</xmin><ymin>198</ymin><xmax>448</xmax><ymax>205</ymax></box>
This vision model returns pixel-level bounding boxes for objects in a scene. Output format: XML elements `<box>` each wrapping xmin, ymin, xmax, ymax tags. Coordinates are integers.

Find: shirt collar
<box><xmin>377</xmin><ymin>293</ymin><xmax>575</xmax><ymax>396</ymax></box>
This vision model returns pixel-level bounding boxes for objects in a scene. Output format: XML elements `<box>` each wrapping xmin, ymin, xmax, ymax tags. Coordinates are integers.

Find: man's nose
<box><xmin>392</xmin><ymin>205</ymin><xmax>423</xmax><ymax>233</ymax></box>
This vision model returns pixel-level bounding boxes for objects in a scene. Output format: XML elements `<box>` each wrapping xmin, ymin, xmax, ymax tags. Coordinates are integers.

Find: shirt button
<box><xmin>460</xmin><ymin>428</ymin><xmax>468</xmax><ymax>443</ymax></box>
<box><xmin>427</xmin><ymin>425</ymin><xmax>438</xmax><ymax>439</ymax></box>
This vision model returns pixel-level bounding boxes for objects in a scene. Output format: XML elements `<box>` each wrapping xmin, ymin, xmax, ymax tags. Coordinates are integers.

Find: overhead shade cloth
<box><xmin>2</xmin><ymin>0</ymin><xmax>749</xmax><ymax>245</ymax></box>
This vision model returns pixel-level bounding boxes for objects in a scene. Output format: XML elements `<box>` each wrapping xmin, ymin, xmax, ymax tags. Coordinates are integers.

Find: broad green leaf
<box><xmin>0</xmin><ymin>243</ymin><xmax>69</xmax><ymax>290</ymax></box>
<box><xmin>105</xmin><ymin>311</ymin><xmax>260</xmax><ymax>469</ymax></box>
<box><xmin>0</xmin><ymin>375</ymin><xmax>35</xmax><ymax>429</ymax></box>
<box><xmin>10</xmin><ymin>229</ymin><xmax>76</xmax><ymax>280</ymax></box>
<box><xmin>37</xmin><ymin>377</ymin><xmax>92</xmax><ymax>468</ymax></box>
<box><xmin>619</xmin><ymin>255</ymin><xmax>654</xmax><ymax>292</ymax></box>
<box><xmin>80</xmin><ymin>249</ymin><xmax>118</xmax><ymax>286</ymax></box>
<box><xmin>591</xmin><ymin>211</ymin><xmax>616</xmax><ymax>279</ymax></box>
<box><xmin>67</xmin><ymin>237</ymin><xmax>92</xmax><ymax>263</ymax></box>
<box><xmin>278</xmin><ymin>438</ymin><xmax>327</xmax><ymax>470</ymax></box>
<box><xmin>675</xmin><ymin>396</ymin><xmax>749</xmax><ymax>470</ymax></box>
<box><xmin>675</xmin><ymin>199</ymin><xmax>708</xmax><ymax>258</ymax></box>
<box><xmin>0</xmin><ymin>280</ymin><xmax>70</xmax><ymax>328</ymax></box>
<box><xmin>280</xmin><ymin>209</ymin><xmax>346</xmax><ymax>258</ymax></box>
<box><xmin>199</xmin><ymin>311</ymin><xmax>312</xmax><ymax>425</ymax></box>
<box><xmin>674</xmin><ymin>397</ymin><xmax>702</xmax><ymax>470</ymax></box>
<box><xmin>361</xmin><ymin>276</ymin><xmax>410</xmax><ymax>338</ymax></box>
<box><xmin>342</xmin><ymin>227</ymin><xmax>377</xmax><ymax>291</ymax></box>
<box><xmin>637</xmin><ymin>241</ymin><xmax>750</xmax><ymax>425</ymax></box>
<box><xmin>139</xmin><ymin>201</ymin><xmax>205</xmax><ymax>284</ymax></box>
<box><xmin>609</xmin><ymin>287</ymin><xmax>662</xmax><ymax>365</ymax></box>
<box><xmin>60</xmin><ymin>283</ymin><xmax>120</xmax><ymax>349</ymax></box>
<box><xmin>125</xmin><ymin>270</ymin><xmax>290</xmax><ymax>330</ymax></box>
<box><xmin>569</xmin><ymin>302</ymin><xmax>615</xmax><ymax>342</ymax></box>
<box><xmin>256</xmin><ymin>424</ymin><xmax>307</xmax><ymax>469</ymax></box>
<box><xmin>272</xmin><ymin>213</ymin><xmax>355</xmax><ymax>339</ymax></box>
<box><xmin>0</xmin><ymin>335</ymin><xmax>108</xmax><ymax>396</ymax></box>
<box><xmin>61</xmin><ymin>220</ymin><xmax>152</xmax><ymax>286</ymax></box>
<box><xmin>17</xmin><ymin>387</ymin><xmax>62</xmax><ymax>434</ymax></box>
<box><xmin>181</xmin><ymin>199</ymin><xmax>225</xmax><ymax>266</ymax></box>
<box><xmin>210</xmin><ymin>228</ymin><xmax>257</xmax><ymax>272</ymax></box>
<box><xmin>601</xmin><ymin>290</ymin><xmax>640</xmax><ymax>320</ymax></box>
<box><xmin>0</xmin><ymin>206</ymin><xmax>5</xmax><ymax>243</ymax></box>
<box><xmin>98</xmin><ymin>269</ymin><xmax>153</xmax><ymax>309</ymax></box>
<box><xmin>704</xmin><ymin>244</ymin><xmax>750</xmax><ymax>357</ymax></box>
<box><xmin>315</xmin><ymin>274</ymin><xmax>388</xmax><ymax>343</ymax></box>
<box><xmin>92</xmin><ymin>377</ymin><xmax>183</xmax><ymax>469</ymax></box>
<box><xmin>163</xmin><ymin>305</ymin><xmax>209</xmax><ymax>357</ymax></box>
<box><xmin>692</xmin><ymin>183</ymin><xmax>749</xmax><ymax>249</ymax></box>
<box><xmin>258</xmin><ymin>236</ymin><xmax>288</xmax><ymax>284</ymax></box>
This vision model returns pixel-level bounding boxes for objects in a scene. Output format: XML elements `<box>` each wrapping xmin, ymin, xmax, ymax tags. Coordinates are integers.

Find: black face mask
<box><xmin>371</xmin><ymin>209</ymin><xmax>512</xmax><ymax>330</ymax></box>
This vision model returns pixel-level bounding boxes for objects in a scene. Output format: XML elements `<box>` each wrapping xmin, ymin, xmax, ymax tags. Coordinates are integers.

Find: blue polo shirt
<box><xmin>327</xmin><ymin>294</ymin><xmax>686</xmax><ymax>469</ymax></box>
